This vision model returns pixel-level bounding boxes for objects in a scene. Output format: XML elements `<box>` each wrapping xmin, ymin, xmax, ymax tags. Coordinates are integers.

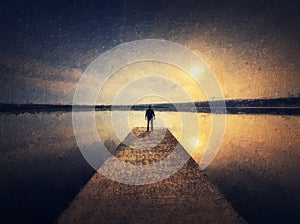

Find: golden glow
<box><xmin>187</xmin><ymin>40</ymin><xmax>299</xmax><ymax>99</ymax></box>
<box><xmin>95</xmin><ymin>111</ymin><xmax>212</xmax><ymax>164</ymax></box>
<box><xmin>93</xmin><ymin>60</ymin><xmax>214</xmax><ymax>162</ymax></box>
<box><xmin>97</xmin><ymin>61</ymin><xmax>208</xmax><ymax>105</ymax></box>
<box><xmin>189</xmin><ymin>66</ymin><xmax>204</xmax><ymax>79</ymax></box>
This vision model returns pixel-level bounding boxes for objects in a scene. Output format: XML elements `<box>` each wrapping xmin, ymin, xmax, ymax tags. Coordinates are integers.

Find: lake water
<box><xmin>0</xmin><ymin>112</ymin><xmax>299</xmax><ymax>223</ymax></box>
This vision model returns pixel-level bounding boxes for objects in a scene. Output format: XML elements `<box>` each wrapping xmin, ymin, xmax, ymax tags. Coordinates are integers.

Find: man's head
<box><xmin>148</xmin><ymin>105</ymin><xmax>151</xmax><ymax>109</ymax></box>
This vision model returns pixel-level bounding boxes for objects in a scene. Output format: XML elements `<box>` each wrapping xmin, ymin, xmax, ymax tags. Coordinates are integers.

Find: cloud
<box><xmin>0</xmin><ymin>52</ymin><xmax>83</xmax><ymax>104</ymax></box>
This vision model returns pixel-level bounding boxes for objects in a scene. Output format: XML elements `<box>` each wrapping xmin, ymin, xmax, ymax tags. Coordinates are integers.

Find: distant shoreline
<box><xmin>0</xmin><ymin>97</ymin><xmax>299</xmax><ymax>115</ymax></box>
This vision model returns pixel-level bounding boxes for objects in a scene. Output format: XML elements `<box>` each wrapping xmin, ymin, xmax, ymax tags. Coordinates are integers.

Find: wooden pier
<box><xmin>56</xmin><ymin>128</ymin><xmax>244</xmax><ymax>224</ymax></box>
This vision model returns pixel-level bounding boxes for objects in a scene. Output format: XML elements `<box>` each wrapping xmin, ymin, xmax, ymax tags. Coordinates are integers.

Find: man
<box><xmin>145</xmin><ymin>105</ymin><xmax>155</xmax><ymax>131</ymax></box>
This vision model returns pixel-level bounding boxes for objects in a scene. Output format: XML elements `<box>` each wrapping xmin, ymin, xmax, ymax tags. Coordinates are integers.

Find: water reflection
<box><xmin>0</xmin><ymin>112</ymin><xmax>94</xmax><ymax>224</ymax></box>
<box><xmin>0</xmin><ymin>112</ymin><xmax>299</xmax><ymax>223</ymax></box>
<box><xmin>205</xmin><ymin>114</ymin><xmax>300</xmax><ymax>223</ymax></box>
<box><xmin>96</xmin><ymin>111</ymin><xmax>212</xmax><ymax>163</ymax></box>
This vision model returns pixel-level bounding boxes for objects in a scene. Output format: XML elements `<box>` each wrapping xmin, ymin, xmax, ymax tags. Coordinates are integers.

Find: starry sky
<box><xmin>0</xmin><ymin>0</ymin><xmax>299</xmax><ymax>104</ymax></box>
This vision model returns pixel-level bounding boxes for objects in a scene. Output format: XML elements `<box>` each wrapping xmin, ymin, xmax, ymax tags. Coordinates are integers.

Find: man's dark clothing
<box><xmin>145</xmin><ymin>108</ymin><xmax>155</xmax><ymax>131</ymax></box>
<box><xmin>146</xmin><ymin>108</ymin><xmax>155</xmax><ymax>119</ymax></box>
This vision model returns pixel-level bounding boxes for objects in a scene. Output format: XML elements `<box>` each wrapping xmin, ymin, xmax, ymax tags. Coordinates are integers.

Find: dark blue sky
<box><xmin>0</xmin><ymin>0</ymin><xmax>299</xmax><ymax>103</ymax></box>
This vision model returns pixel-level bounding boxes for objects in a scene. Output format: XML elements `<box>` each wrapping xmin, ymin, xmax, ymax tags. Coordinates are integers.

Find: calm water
<box><xmin>0</xmin><ymin>112</ymin><xmax>299</xmax><ymax>223</ymax></box>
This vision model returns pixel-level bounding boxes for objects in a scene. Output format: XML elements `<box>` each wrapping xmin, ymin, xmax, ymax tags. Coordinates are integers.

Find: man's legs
<box><xmin>147</xmin><ymin>118</ymin><xmax>150</xmax><ymax>131</ymax></box>
<box><xmin>150</xmin><ymin>118</ymin><xmax>153</xmax><ymax>131</ymax></box>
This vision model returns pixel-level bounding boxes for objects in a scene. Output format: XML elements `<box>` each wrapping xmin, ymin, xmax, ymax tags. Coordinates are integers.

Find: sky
<box><xmin>0</xmin><ymin>0</ymin><xmax>299</xmax><ymax>104</ymax></box>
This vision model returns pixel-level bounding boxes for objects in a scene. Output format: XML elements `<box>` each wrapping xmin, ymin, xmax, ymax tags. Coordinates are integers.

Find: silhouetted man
<box><xmin>145</xmin><ymin>105</ymin><xmax>155</xmax><ymax>131</ymax></box>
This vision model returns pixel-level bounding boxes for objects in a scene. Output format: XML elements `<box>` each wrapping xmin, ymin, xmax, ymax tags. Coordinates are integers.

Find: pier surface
<box><xmin>56</xmin><ymin>128</ymin><xmax>244</xmax><ymax>224</ymax></box>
